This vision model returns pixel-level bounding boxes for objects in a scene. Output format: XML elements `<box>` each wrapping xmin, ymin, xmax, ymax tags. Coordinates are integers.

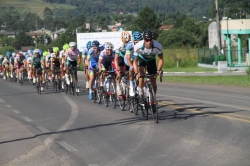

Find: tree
<box><xmin>134</xmin><ymin>6</ymin><xmax>161</xmax><ymax>38</ymax></box>
<box><xmin>157</xmin><ymin>29</ymin><xmax>197</xmax><ymax>48</ymax></box>
<box><xmin>43</xmin><ymin>7</ymin><xmax>54</xmax><ymax>30</ymax></box>
<box><xmin>15</xmin><ymin>32</ymin><xmax>34</xmax><ymax>49</ymax></box>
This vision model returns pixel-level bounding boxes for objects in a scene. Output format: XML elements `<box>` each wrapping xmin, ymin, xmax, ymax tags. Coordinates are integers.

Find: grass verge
<box><xmin>162</xmin><ymin>76</ymin><xmax>250</xmax><ymax>87</ymax></box>
<box><xmin>163</xmin><ymin>66</ymin><xmax>217</xmax><ymax>72</ymax></box>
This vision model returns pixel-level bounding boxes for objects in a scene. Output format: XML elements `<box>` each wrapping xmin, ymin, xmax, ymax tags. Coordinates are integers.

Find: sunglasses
<box><xmin>144</xmin><ymin>39</ymin><xmax>152</xmax><ymax>42</ymax></box>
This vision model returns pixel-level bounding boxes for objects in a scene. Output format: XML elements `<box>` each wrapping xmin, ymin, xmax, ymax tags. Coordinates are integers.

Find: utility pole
<box><xmin>215</xmin><ymin>0</ymin><xmax>221</xmax><ymax>53</ymax></box>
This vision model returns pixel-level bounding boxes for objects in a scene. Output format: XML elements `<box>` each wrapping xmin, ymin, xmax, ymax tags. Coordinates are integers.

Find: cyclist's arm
<box><xmin>77</xmin><ymin>55</ymin><xmax>80</xmax><ymax>67</ymax></box>
<box><xmin>98</xmin><ymin>59</ymin><xmax>103</xmax><ymax>72</ymax></box>
<box><xmin>157</xmin><ymin>55</ymin><xmax>164</xmax><ymax>71</ymax></box>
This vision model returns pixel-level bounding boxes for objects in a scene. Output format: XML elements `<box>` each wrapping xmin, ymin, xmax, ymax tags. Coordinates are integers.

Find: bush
<box><xmin>0</xmin><ymin>46</ymin><xmax>15</xmax><ymax>56</ymax></box>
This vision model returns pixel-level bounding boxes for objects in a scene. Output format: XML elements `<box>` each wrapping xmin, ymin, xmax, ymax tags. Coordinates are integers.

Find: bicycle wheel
<box><xmin>110</xmin><ymin>80</ymin><xmax>116</xmax><ymax>109</ymax></box>
<box><xmin>20</xmin><ymin>71</ymin><xmax>23</xmax><ymax>86</ymax></box>
<box><xmin>65</xmin><ymin>84</ymin><xmax>68</xmax><ymax>94</ymax></box>
<box><xmin>93</xmin><ymin>90</ymin><xmax>97</xmax><ymax>103</ymax></box>
<box><xmin>133</xmin><ymin>94</ymin><xmax>139</xmax><ymax>115</ymax></box>
<box><xmin>138</xmin><ymin>95</ymin><xmax>148</xmax><ymax>120</ymax></box>
<box><xmin>103</xmin><ymin>92</ymin><xmax>108</xmax><ymax>107</ymax></box>
<box><xmin>148</xmin><ymin>84</ymin><xmax>158</xmax><ymax>123</ymax></box>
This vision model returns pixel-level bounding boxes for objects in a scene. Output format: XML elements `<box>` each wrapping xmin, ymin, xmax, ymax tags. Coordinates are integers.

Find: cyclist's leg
<box><xmin>65</xmin><ymin>59</ymin><xmax>70</xmax><ymax>84</ymax></box>
<box><xmin>85</xmin><ymin>59</ymin><xmax>89</xmax><ymax>89</ymax></box>
<box><xmin>147</xmin><ymin>59</ymin><xmax>157</xmax><ymax>94</ymax></box>
<box><xmin>88</xmin><ymin>68</ymin><xmax>95</xmax><ymax>99</ymax></box>
<box><xmin>137</xmin><ymin>57</ymin><xmax>146</xmax><ymax>97</ymax></box>
<box><xmin>115</xmin><ymin>56</ymin><xmax>125</xmax><ymax>95</ymax></box>
<box><xmin>16</xmin><ymin>64</ymin><xmax>20</xmax><ymax>82</ymax></box>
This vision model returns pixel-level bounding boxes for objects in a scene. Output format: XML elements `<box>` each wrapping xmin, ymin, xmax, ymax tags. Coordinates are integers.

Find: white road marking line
<box><xmin>57</xmin><ymin>141</ymin><xmax>77</xmax><ymax>152</ymax></box>
<box><xmin>13</xmin><ymin>110</ymin><xmax>21</xmax><ymax>114</ymax></box>
<box><xmin>36</xmin><ymin>126</ymin><xmax>51</xmax><ymax>133</ymax></box>
<box><xmin>44</xmin><ymin>95</ymin><xmax>79</xmax><ymax>148</ymax></box>
<box><xmin>23</xmin><ymin>117</ymin><xmax>33</xmax><ymax>122</ymax></box>
<box><xmin>175</xmin><ymin>72</ymin><xmax>186</xmax><ymax>73</ymax></box>
<box><xmin>0</xmin><ymin>98</ymin><xmax>5</xmax><ymax>102</ymax></box>
<box><xmin>6</xmin><ymin>105</ymin><xmax>12</xmax><ymax>108</ymax></box>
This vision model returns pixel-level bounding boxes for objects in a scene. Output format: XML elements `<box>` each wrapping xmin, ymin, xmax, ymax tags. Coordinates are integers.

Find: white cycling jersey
<box><xmin>134</xmin><ymin>40</ymin><xmax>163</xmax><ymax>61</ymax></box>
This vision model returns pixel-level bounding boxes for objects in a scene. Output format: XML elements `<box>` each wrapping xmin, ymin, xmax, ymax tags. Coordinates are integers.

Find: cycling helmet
<box><xmin>25</xmin><ymin>54</ymin><xmax>29</xmax><ymax>59</ymax></box>
<box><xmin>17</xmin><ymin>51</ymin><xmax>22</xmax><ymax>56</ymax></box>
<box><xmin>0</xmin><ymin>55</ymin><xmax>3</xmax><ymax>59</ymax></box>
<box><xmin>121</xmin><ymin>31</ymin><xmax>131</xmax><ymax>43</ymax></box>
<box><xmin>105</xmin><ymin>42</ymin><xmax>114</xmax><ymax>50</ymax></box>
<box><xmin>12</xmin><ymin>52</ymin><xmax>17</xmax><ymax>57</ymax></box>
<box><xmin>43</xmin><ymin>51</ymin><xmax>48</xmax><ymax>57</ymax></box>
<box><xmin>27</xmin><ymin>50</ymin><xmax>33</xmax><ymax>55</ymax></box>
<box><xmin>48</xmin><ymin>47</ymin><xmax>53</xmax><ymax>53</ymax></box>
<box><xmin>91</xmin><ymin>40</ymin><xmax>99</xmax><ymax>47</ymax></box>
<box><xmin>132</xmin><ymin>31</ymin><xmax>143</xmax><ymax>41</ymax></box>
<box><xmin>53</xmin><ymin>47</ymin><xmax>59</xmax><ymax>53</ymax></box>
<box><xmin>34</xmin><ymin>48</ymin><xmax>40</xmax><ymax>54</ymax></box>
<box><xmin>69</xmin><ymin>42</ymin><xmax>76</xmax><ymax>47</ymax></box>
<box><xmin>63</xmin><ymin>44</ymin><xmax>69</xmax><ymax>51</ymax></box>
<box><xmin>39</xmin><ymin>50</ymin><xmax>43</xmax><ymax>55</ymax></box>
<box><xmin>6</xmin><ymin>51</ymin><xmax>11</xmax><ymax>56</ymax></box>
<box><xmin>86</xmin><ymin>41</ymin><xmax>92</xmax><ymax>50</ymax></box>
<box><xmin>143</xmin><ymin>29</ymin><xmax>154</xmax><ymax>40</ymax></box>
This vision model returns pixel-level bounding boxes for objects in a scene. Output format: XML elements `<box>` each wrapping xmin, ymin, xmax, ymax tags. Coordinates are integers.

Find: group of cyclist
<box><xmin>0</xmin><ymin>29</ymin><xmax>164</xmax><ymax>111</ymax></box>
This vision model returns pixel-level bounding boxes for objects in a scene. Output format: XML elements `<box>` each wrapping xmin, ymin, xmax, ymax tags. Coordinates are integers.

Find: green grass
<box><xmin>1</xmin><ymin>0</ymin><xmax>76</xmax><ymax>18</ymax></box>
<box><xmin>161</xmin><ymin>48</ymin><xmax>198</xmax><ymax>69</ymax></box>
<box><xmin>163</xmin><ymin>76</ymin><xmax>250</xmax><ymax>87</ymax></box>
<box><xmin>163</xmin><ymin>66</ymin><xmax>217</xmax><ymax>72</ymax></box>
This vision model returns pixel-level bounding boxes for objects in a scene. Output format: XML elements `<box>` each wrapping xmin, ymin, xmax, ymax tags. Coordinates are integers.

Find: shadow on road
<box><xmin>0</xmin><ymin>116</ymin><xmax>145</xmax><ymax>145</ymax></box>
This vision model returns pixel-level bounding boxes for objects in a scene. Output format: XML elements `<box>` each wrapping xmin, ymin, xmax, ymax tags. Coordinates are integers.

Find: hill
<box><xmin>1</xmin><ymin>0</ymin><xmax>76</xmax><ymax>18</ymax></box>
<box><xmin>42</xmin><ymin>0</ymin><xmax>212</xmax><ymax>20</ymax></box>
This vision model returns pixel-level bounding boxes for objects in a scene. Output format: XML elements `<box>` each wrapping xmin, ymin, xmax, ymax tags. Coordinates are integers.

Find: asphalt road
<box><xmin>0</xmin><ymin>73</ymin><xmax>250</xmax><ymax>166</ymax></box>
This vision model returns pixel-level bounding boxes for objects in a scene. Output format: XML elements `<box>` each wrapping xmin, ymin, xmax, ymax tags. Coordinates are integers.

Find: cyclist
<box><xmin>32</xmin><ymin>49</ymin><xmax>43</xmax><ymax>90</ymax></box>
<box><xmin>27</xmin><ymin>50</ymin><xmax>33</xmax><ymax>80</ymax></box>
<box><xmin>59</xmin><ymin>44</ymin><xmax>69</xmax><ymax>89</ymax></box>
<box><xmin>2</xmin><ymin>54</ymin><xmax>10</xmax><ymax>80</ymax></box>
<box><xmin>87</xmin><ymin>40</ymin><xmax>104</xmax><ymax>99</ymax></box>
<box><xmin>41</xmin><ymin>51</ymin><xmax>48</xmax><ymax>84</ymax></box>
<box><xmin>0</xmin><ymin>55</ymin><xmax>4</xmax><ymax>76</ymax></box>
<box><xmin>114</xmin><ymin>31</ymin><xmax>133</xmax><ymax>95</ymax></box>
<box><xmin>50</xmin><ymin>47</ymin><xmax>61</xmax><ymax>83</ymax></box>
<box><xmin>9</xmin><ymin>52</ymin><xmax>15</xmax><ymax>79</ymax></box>
<box><xmin>82</xmin><ymin>41</ymin><xmax>92</xmax><ymax>90</ymax></box>
<box><xmin>65</xmin><ymin>42</ymin><xmax>80</xmax><ymax>87</ymax></box>
<box><xmin>46</xmin><ymin>47</ymin><xmax>54</xmax><ymax>81</ymax></box>
<box><xmin>125</xmin><ymin>31</ymin><xmax>143</xmax><ymax>97</ymax></box>
<box><xmin>133</xmin><ymin>29</ymin><xmax>164</xmax><ymax>112</ymax></box>
<box><xmin>14</xmin><ymin>52</ymin><xmax>25</xmax><ymax>83</ymax></box>
<box><xmin>98</xmin><ymin>42</ymin><xmax>115</xmax><ymax>92</ymax></box>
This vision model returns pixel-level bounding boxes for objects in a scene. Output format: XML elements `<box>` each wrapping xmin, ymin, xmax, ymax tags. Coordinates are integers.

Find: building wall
<box><xmin>208</xmin><ymin>21</ymin><xmax>237</xmax><ymax>49</ymax></box>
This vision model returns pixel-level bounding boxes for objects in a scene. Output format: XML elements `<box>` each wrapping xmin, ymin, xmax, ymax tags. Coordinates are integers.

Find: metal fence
<box><xmin>198</xmin><ymin>48</ymin><xmax>219</xmax><ymax>65</ymax></box>
<box><xmin>198</xmin><ymin>48</ymin><xmax>249</xmax><ymax>66</ymax></box>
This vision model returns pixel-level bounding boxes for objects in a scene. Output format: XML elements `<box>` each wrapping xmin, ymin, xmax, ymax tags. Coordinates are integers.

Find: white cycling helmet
<box><xmin>0</xmin><ymin>55</ymin><xmax>3</xmax><ymax>59</ymax></box>
<box><xmin>69</xmin><ymin>42</ymin><xmax>77</xmax><ymax>47</ymax></box>
<box><xmin>12</xmin><ymin>53</ymin><xmax>16</xmax><ymax>57</ymax></box>
<box><xmin>34</xmin><ymin>48</ymin><xmax>40</xmax><ymax>54</ymax></box>
<box><xmin>105</xmin><ymin>42</ymin><xmax>114</xmax><ymax>50</ymax></box>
